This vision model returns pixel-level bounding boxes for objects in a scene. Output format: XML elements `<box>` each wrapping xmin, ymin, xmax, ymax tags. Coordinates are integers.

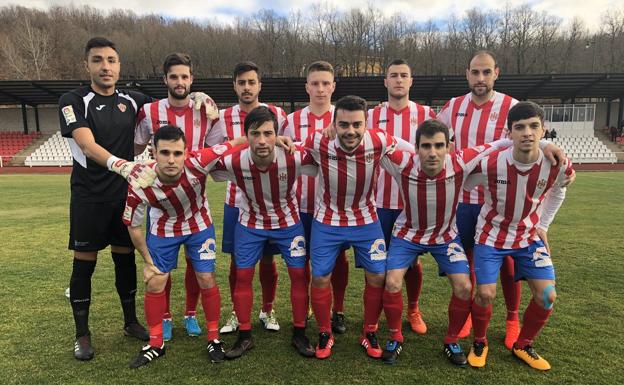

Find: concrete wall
<box><xmin>594</xmin><ymin>101</ymin><xmax>622</xmax><ymax>129</ymax></box>
<box><xmin>0</xmin><ymin>105</ymin><xmax>60</xmax><ymax>134</ymax></box>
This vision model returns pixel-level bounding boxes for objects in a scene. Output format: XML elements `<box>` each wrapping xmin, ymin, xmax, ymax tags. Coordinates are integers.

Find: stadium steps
<box><xmin>594</xmin><ymin>127</ymin><xmax>624</xmax><ymax>162</ymax></box>
<box><xmin>8</xmin><ymin>133</ymin><xmax>54</xmax><ymax>166</ymax></box>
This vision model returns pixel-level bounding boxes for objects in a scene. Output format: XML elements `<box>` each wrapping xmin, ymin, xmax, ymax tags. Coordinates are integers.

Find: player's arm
<box><xmin>127</xmin><ymin>225</ymin><xmax>164</xmax><ymax>283</ymax></box>
<box><xmin>134</xmin><ymin>106</ymin><xmax>151</xmax><ymax>156</ymax></box>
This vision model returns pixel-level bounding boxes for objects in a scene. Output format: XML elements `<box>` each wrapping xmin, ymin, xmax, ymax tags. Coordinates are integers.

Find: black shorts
<box><xmin>69</xmin><ymin>200</ymin><xmax>133</xmax><ymax>251</ymax></box>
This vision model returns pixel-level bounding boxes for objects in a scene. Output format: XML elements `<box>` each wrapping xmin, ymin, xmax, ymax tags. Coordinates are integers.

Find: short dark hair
<box><xmin>507</xmin><ymin>101</ymin><xmax>544</xmax><ymax>129</ymax></box>
<box><xmin>416</xmin><ymin>120</ymin><xmax>450</xmax><ymax>147</ymax></box>
<box><xmin>334</xmin><ymin>95</ymin><xmax>367</xmax><ymax>121</ymax></box>
<box><xmin>233</xmin><ymin>61</ymin><xmax>260</xmax><ymax>81</ymax></box>
<box><xmin>163</xmin><ymin>53</ymin><xmax>192</xmax><ymax>75</ymax></box>
<box><xmin>307</xmin><ymin>61</ymin><xmax>334</xmax><ymax>76</ymax></box>
<box><xmin>469</xmin><ymin>50</ymin><xmax>498</xmax><ymax>68</ymax></box>
<box><xmin>244</xmin><ymin>106</ymin><xmax>277</xmax><ymax>135</ymax></box>
<box><xmin>84</xmin><ymin>37</ymin><xmax>117</xmax><ymax>58</ymax></box>
<box><xmin>386</xmin><ymin>58</ymin><xmax>410</xmax><ymax>73</ymax></box>
<box><xmin>153</xmin><ymin>125</ymin><xmax>187</xmax><ymax>148</ymax></box>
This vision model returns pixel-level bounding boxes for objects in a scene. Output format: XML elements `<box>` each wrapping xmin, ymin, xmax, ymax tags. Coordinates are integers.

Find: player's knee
<box><xmin>195</xmin><ymin>272</ymin><xmax>216</xmax><ymax>289</ymax></box>
<box><xmin>366</xmin><ymin>272</ymin><xmax>385</xmax><ymax>287</ymax></box>
<box><xmin>476</xmin><ymin>286</ymin><xmax>496</xmax><ymax>305</ymax></box>
<box><xmin>384</xmin><ymin>273</ymin><xmax>402</xmax><ymax>292</ymax></box>
<box><xmin>147</xmin><ymin>273</ymin><xmax>169</xmax><ymax>293</ymax></box>
<box><xmin>312</xmin><ymin>275</ymin><xmax>331</xmax><ymax>288</ymax></box>
<box><xmin>453</xmin><ymin>279</ymin><xmax>472</xmax><ymax>300</ymax></box>
<box><xmin>538</xmin><ymin>284</ymin><xmax>556</xmax><ymax>309</ymax></box>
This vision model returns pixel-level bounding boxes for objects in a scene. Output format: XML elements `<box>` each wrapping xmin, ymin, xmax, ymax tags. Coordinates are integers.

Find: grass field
<box><xmin>0</xmin><ymin>172</ymin><xmax>622</xmax><ymax>385</ymax></box>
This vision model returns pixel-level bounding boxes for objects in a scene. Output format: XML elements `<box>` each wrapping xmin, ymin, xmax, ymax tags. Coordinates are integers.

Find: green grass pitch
<box><xmin>0</xmin><ymin>172</ymin><xmax>622</xmax><ymax>384</ymax></box>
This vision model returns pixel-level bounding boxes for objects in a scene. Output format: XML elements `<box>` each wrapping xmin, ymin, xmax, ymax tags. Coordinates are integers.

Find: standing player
<box><xmin>305</xmin><ymin>95</ymin><xmax>412</xmax><ymax>360</ymax></box>
<box><xmin>60</xmin><ymin>37</ymin><xmax>158</xmax><ymax>360</ymax></box>
<box><xmin>282</xmin><ymin>61</ymin><xmax>350</xmax><ymax>334</ymax></box>
<box><xmin>367</xmin><ymin>59</ymin><xmax>436</xmax><ymax>335</ymax></box>
<box><xmin>124</xmin><ymin>125</ymin><xmax>243</xmax><ymax>367</ymax></box>
<box><xmin>211</xmin><ymin>107</ymin><xmax>317</xmax><ymax>359</ymax></box>
<box><xmin>213</xmin><ymin>62</ymin><xmax>287</xmax><ymax>334</ymax></box>
<box><xmin>437</xmin><ymin>51</ymin><xmax>521</xmax><ymax>347</ymax></box>
<box><xmin>134</xmin><ymin>53</ymin><xmax>220</xmax><ymax>341</ymax></box>
<box><xmin>464</xmin><ymin>101</ymin><xmax>573</xmax><ymax>370</ymax></box>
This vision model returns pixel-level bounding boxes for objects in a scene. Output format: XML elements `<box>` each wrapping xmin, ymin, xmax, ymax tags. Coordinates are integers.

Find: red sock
<box><xmin>515</xmin><ymin>300</ymin><xmax>553</xmax><ymax>348</ymax></box>
<box><xmin>260</xmin><ymin>258</ymin><xmax>278</xmax><ymax>313</ymax></box>
<box><xmin>228</xmin><ymin>256</ymin><xmax>236</xmax><ymax>299</ymax></box>
<box><xmin>233</xmin><ymin>268</ymin><xmax>255</xmax><ymax>331</ymax></box>
<box><xmin>331</xmin><ymin>251</ymin><xmax>349</xmax><ymax>313</ymax></box>
<box><xmin>163</xmin><ymin>276</ymin><xmax>172</xmax><ymax>319</ymax></box>
<box><xmin>383</xmin><ymin>290</ymin><xmax>404</xmax><ymax>342</ymax></box>
<box><xmin>184</xmin><ymin>258</ymin><xmax>200</xmax><ymax>316</ymax></box>
<box><xmin>311</xmin><ymin>286</ymin><xmax>332</xmax><ymax>333</ymax></box>
<box><xmin>145</xmin><ymin>290</ymin><xmax>166</xmax><ymax>347</ymax></box>
<box><xmin>288</xmin><ymin>268</ymin><xmax>308</xmax><ymax>328</ymax></box>
<box><xmin>200</xmin><ymin>286</ymin><xmax>221</xmax><ymax>341</ymax></box>
<box><xmin>444</xmin><ymin>294</ymin><xmax>472</xmax><ymax>344</ymax></box>
<box><xmin>363</xmin><ymin>283</ymin><xmax>384</xmax><ymax>333</ymax></box>
<box><xmin>405</xmin><ymin>261</ymin><xmax>423</xmax><ymax>312</ymax></box>
<box><xmin>471</xmin><ymin>302</ymin><xmax>493</xmax><ymax>344</ymax></box>
<box><xmin>500</xmin><ymin>256</ymin><xmax>521</xmax><ymax>321</ymax></box>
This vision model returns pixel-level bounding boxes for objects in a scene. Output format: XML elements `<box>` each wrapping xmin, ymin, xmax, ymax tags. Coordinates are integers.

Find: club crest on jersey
<box><xmin>447</xmin><ymin>242</ymin><xmax>467</xmax><ymax>262</ymax></box>
<box><xmin>123</xmin><ymin>205</ymin><xmax>133</xmax><ymax>222</ymax></box>
<box><xmin>279</xmin><ymin>172</ymin><xmax>288</xmax><ymax>182</ymax></box>
<box><xmin>212</xmin><ymin>144</ymin><xmax>228</xmax><ymax>155</ymax></box>
<box><xmin>289</xmin><ymin>235</ymin><xmax>306</xmax><ymax>257</ymax></box>
<box><xmin>489</xmin><ymin>111</ymin><xmax>499</xmax><ymax>122</ymax></box>
<box><xmin>365</xmin><ymin>153</ymin><xmax>374</xmax><ymax>164</ymax></box>
<box><xmin>62</xmin><ymin>105</ymin><xmax>77</xmax><ymax>124</ymax></box>
<box><xmin>117</xmin><ymin>103</ymin><xmax>127</xmax><ymax>112</ymax></box>
<box><xmin>194</xmin><ymin>119</ymin><xmax>201</xmax><ymax>127</ymax></box>
<box><xmin>537</xmin><ymin>179</ymin><xmax>547</xmax><ymax>189</ymax></box>
<box><xmin>410</xmin><ymin>116</ymin><xmax>419</xmax><ymax>126</ymax></box>
<box><xmin>531</xmin><ymin>246</ymin><xmax>552</xmax><ymax>267</ymax></box>
<box><xmin>369</xmin><ymin>239</ymin><xmax>387</xmax><ymax>261</ymax></box>
<box><xmin>199</xmin><ymin>238</ymin><xmax>217</xmax><ymax>260</ymax></box>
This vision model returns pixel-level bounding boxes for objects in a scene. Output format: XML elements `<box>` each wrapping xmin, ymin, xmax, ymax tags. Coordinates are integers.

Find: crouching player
<box><xmin>465</xmin><ymin>101</ymin><xmax>574</xmax><ymax>370</ymax></box>
<box><xmin>123</xmin><ymin>125</ymin><xmax>244</xmax><ymax>367</ymax></box>
<box><xmin>211</xmin><ymin>106</ymin><xmax>318</xmax><ymax>359</ymax></box>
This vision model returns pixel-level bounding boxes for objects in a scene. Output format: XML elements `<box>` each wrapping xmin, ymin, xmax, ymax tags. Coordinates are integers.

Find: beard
<box><xmin>470</xmin><ymin>83</ymin><xmax>492</xmax><ymax>97</ymax></box>
<box><xmin>169</xmin><ymin>85</ymin><xmax>190</xmax><ymax>100</ymax></box>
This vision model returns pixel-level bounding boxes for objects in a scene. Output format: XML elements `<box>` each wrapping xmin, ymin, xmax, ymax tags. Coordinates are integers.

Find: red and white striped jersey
<box><xmin>211</xmin><ymin>145</ymin><xmax>317</xmax><ymax>230</ymax></box>
<box><xmin>123</xmin><ymin>143</ymin><xmax>233</xmax><ymax>237</ymax></box>
<box><xmin>380</xmin><ymin>141</ymin><xmax>507</xmax><ymax>245</ymax></box>
<box><xmin>135</xmin><ymin>99</ymin><xmax>218</xmax><ymax>152</ymax></box>
<box><xmin>367</xmin><ymin>101</ymin><xmax>436</xmax><ymax>209</ymax></box>
<box><xmin>283</xmin><ymin>106</ymin><xmax>334</xmax><ymax>213</ymax></box>
<box><xmin>437</xmin><ymin>91</ymin><xmax>518</xmax><ymax>204</ymax></box>
<box><xmin>304</xmin><ymin>128</ymin><xmax>397</xmax><ymax>226</ymax></box>
<box><xmin>212</xmin><ymin>104</ymin><xmax>288</xmax><ymax>208</ymax></box>
<box><xmin>466</xmin><ymin>148</ymin><xmax>573</xmax><ymax>249</ymax></box>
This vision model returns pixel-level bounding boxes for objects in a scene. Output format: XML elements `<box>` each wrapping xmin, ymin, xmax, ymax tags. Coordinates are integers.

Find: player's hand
<box><xmin>143</xmin><ymin>264</ymin><xmax>164</xmax><ymax>284</ymax></box>
<box><xmin>536</xmin><ymin>228</ymin><xmax>550</xmax><ymax>254</ymax></box>
<box><xmin>562</xmin><ymin>168</ymin><xmax>576</xmax><ymax>187</ymax></box>
<box><xmin>190</xmin><ymin>92</ymin><xmax>219</xmax><ymax>120</ymax></box>
<box><xmin>276</xmin><ymin>136</ymin><xmax>296</xmax><ymax>154</ymax></box>
<box><xmin>321</xmin><ymin>124</ymin><xmax>336</xmax><ymax>139</ymax></box>
<box><xmin>543</xmin><ymin>143</ymin><xmax>566</xmax><ymax>167</ymax></box>
<box><xmin>109</xmin><ymin>158</ymin><xmax>157</xmax><ymax>189</ymax></box>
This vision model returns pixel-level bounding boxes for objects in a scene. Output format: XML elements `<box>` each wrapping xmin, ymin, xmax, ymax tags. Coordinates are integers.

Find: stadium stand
<box><xmin>24</xmin><ymin>131</ymin><xmax>151</xmax><ymax>166</ymax></box>
<box><xmin>547</xmin><ymin>134</ymin><xmax>617</xmax><ymax>164</ymax></box>
<box><xmin>0</xmin><ymin>131</ymin><xmax>39</xmax><ymax>165</ymax></box>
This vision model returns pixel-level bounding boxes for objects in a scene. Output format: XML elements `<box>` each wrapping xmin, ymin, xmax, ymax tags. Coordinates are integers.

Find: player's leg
<box><xmin>259</xmin><ymin>247</ymin><xmax>280</xmax><ymax>331</ymax></box>
<box><xmin>405</xmin><ymin>260</ymin><xmax>426</xmax><ymax>334</ymax></box>
<box><xmin>455</xmin><ymin>203</ymin><xmax>480</xmax><ymax>338</ymax></box>
<box><xmin>330</xmin><ymin>248</ymin><xmax>349</xmax><ymax>333</ymax></box>
<box><xmin>309</xmin><ymin>220</ymin><xmax>343</xmax><ymax>359</ymax></box>
<box><xmin>432</xmin><ymin>238</ymin><xmax>471</xmax><ymax>366</ymax></box>
<box><xmin>183</xmin><ymin>251</ymin><xmax>202</xmax><ymax>337</ymax></box>
<box><xmin>512</xmin><ymin>241</ymin><xmax>556</xmax><ymax>371</ymax></box>
<box><xmin>467</xmin><ymin>244</ymin><xmax>505</xmax><ymax>368</ymax></box>
<box><xmin>225</xmin><ymin>223</ymin><xmax>265</xmax><ymax>360</ymax></box>
<box><xmin>220</xmin><ymin>203</ymin><xmax>239</xmax><ymax>334</ymax></box>
<box><xmin>185</xmin><ymin>226</ymin><xmax>225</xmax><ymax>363</ymax></box>
<box><xmin>162</xmin><ymin>275</ymin><xmax>173</xmax><ymax>341</ymax></box>
<box><xmin>129</xmin><ymin>234</ymin><xmax>181</xmax><ymax>368</ymax></box>
<box><xmin>500</xmin><ymin>255</ymin><xmax>522</xmax><ymax>349</ymax></box>
<box><xmin>352</xmin><ymin>222</ymin><xmax>387</xmax><ymax>359</ymax></box>
<box><xmin>381</xmin><ymin>236</ymin><xmax>419</xmax><ymax>364</ymax></box>
<box><xmin>272</xmin><ymin>222</ymin><xmax>315</xmax><ymax>357</ymax></box>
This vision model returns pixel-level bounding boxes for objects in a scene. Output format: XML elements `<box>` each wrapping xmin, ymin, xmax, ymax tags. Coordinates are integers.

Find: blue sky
<box><xmin>11</xmin><ymin>0</ymin><xmax>618</xmax><ymax>31</ymax></box>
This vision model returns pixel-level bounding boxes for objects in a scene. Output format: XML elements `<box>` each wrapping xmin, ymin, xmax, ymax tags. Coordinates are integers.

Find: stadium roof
<box><xmin>0</xmin><ymin>73</ymin><xmax>623</xmax><ymax>107</ymax></box>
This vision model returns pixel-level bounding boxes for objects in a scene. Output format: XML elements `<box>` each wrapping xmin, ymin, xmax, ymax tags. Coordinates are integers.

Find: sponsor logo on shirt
<box><xmin>496</xmin><ymin>179</ymin><xmax>510</xmax><ymax>185</ymax></box>
<box><xmin>532</xmin><ymin>246</ymin><xmax>552</xmax><ymax>267</ymax></box>
<box><xmin>289</xmin><ymin>235</ymin><xmax>306</xmax><ymax>257</ymax></box>
<box><xmin>298</xmin><ymin>124</ymin><xmax>309</xmax><ymax>129</ymax></box>
<box><xmin>123</xmin><ymin>206</ymin><xmax>133</xmax><ymax>222</ymax></box>
<box><xmin>62</xmin><ymin>105</ymin><xmax>77</xmax><ymax>125</ymax></box>
<box><xmin>377</xmin><ymin>119</ymin><xmax>388</xmax><ymax>124</ymax></box>
<box><xmin>456</xmin><ymin>112</ymin><xmax>468</xmax><ymax>117</ymax></box>
<box><xmin>96</xmin><ymin>104</ymin><xmax>106</xmax><ymax>111</ymax></box>
<box><xmin>369</xmin><ymin>239</ymin><xmax>387</xmax><ymax>261</ymax></box>
<box><xmin>199</xmin><ymin>238</ymin><xmax>217</xmax><ymax>260</ymax></box>
<box><xmin>157</xmin><ymin>120</ymin><xmax>169</xmax><ymax>125</ymax></box>
<box><xmin>231</xmin><ymin>121</ymin><xmax>241</xmax><ymax>126</ymax></box>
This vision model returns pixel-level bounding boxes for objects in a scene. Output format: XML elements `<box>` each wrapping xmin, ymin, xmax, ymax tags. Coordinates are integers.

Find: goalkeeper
<box><xmin>59</xmin><ymin>37</ymin><xmax>215</xmax><ymax>361</ymax></box>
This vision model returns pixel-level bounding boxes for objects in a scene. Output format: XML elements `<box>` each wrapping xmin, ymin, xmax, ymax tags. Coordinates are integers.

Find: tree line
<box><xmin>0</xmin><ymin>4</ymin><xmax>623</xmax><ymax>81</ymax></box>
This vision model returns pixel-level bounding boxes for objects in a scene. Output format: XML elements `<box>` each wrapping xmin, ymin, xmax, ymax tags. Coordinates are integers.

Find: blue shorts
<box><xmin>387</xmin><ymin>236</ymin><xmax>470</xmax><ymax>276</ymax></box>
<box><xmin>146</xmin><ymin>226</ymin><xmax>217</xmax><ymax>274</ymax></box>
<box><xmin>222</xmin><ymin>203</ymin><xmax>279</xmax><ymax>256</ymax></box>
<box><xmin>377</xmin><ymin>208</ymin><xmax>402</xmax><ymax>247</ymax></box>
<box><xmin>234</xmin><ymin>222</ymin><xmax>306</xmax><ymax>269</ymax></box>
<box><xmin>456</xmin><ymin>203</ymin><xmax>482</xmax><ymax>250</ymax></box>
<box><xmin>300</xmin><ymin>212</ymin><xmax>314</xmax><ymax>254</ymax></box>
<box><xmin>310</xmin><ymin>220</ymin><xmax>386</xmax><ymax>277</ymax></box>
<box><xmin>474</xmin><ymin>241</ymin><xmax>556</xmax><ymax>285</ymax></box>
